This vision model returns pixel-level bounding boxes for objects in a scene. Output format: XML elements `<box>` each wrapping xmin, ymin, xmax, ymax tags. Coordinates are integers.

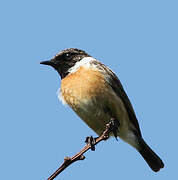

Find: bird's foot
<box><xmin>109</xmin><ymin>117</ymin><xmax>120</xmax><ymax>141</ymax></box>
<box><xmin>85</xmin><ymin>136</ymin><xmax>97</xmax><ymax>151</ymax></box>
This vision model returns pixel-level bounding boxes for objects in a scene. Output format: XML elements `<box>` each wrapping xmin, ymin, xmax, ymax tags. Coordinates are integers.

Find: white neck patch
<box><xmin>68</xmin><ymin>57</ymin><xmax>95</xmax><ymax>74</ymax></box>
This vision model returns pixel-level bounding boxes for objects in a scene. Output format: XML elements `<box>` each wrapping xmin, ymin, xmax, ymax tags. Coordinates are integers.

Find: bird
<box><xmin>40</xmin><ymin>48</ymin><xmax>164</xmax><ymax>172</ymax></box>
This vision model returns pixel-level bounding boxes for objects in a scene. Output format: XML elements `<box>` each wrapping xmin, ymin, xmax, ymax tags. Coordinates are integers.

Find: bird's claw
<box><xmin>109</xmin><ymin>118</ymin><xmax>120</xmax><ymax>141</ymax></box>
<box><xmin>85</xmin><ymin>136</ymin><xmax>96</xmax><ymax>151</ymax></box>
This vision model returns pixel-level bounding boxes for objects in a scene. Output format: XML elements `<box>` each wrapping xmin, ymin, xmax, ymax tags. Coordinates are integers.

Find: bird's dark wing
<box><xmin>95</xmin><ymin>61</ymin><xmax>142</xmax><ymax>136</ymax></box>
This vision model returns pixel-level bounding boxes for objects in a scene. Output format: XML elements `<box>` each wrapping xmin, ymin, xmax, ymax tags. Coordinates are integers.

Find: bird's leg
<box><xmin>85</xmin><ymin>118</ymin><xmax>119</xmax><ymax>150</ymax></box>
<box><xmin>85</xmin><ymin>136</ymin><xmax>97</xmax><ymax>151</ymax></box>
<box><xmin>109</xmin><ymin>117</ymin><xmax>120</xmax><ymax>140</ymax></box>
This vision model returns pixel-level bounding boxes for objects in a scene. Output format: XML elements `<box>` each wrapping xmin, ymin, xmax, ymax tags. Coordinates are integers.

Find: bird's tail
<box><xmin>138</xmin><ymin>138</ymin><xmax>164</xmax><ymax>172</ymax></box>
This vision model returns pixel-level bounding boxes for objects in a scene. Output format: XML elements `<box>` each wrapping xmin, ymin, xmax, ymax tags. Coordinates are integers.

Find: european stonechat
<box><xmin>40</xmin><ymin>48</ymin><xmax>164</xmax><ymax>172</ymax></box>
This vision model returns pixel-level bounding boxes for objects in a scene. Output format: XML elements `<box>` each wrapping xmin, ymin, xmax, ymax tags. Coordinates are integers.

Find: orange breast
<box><xmin>60</xmin><ymin>66</ymin><xmax>131</xmax><ymax>136</ymax></box>
<box><xmin>61</xmin><ymin>66</ymin><xmax>107</xmax><ymax>110</ymax></box>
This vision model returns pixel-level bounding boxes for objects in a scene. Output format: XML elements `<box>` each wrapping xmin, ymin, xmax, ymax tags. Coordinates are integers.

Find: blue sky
<box><xmin>0</xmin><ymin>0</ymin><xmax>177</xmax><ymax>179</ymax></box>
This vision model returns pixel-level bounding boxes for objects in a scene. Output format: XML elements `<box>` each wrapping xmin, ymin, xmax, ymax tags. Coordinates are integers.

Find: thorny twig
<box><xmin>47</xmin><ymin>121</ymin><xmax>114</xmax><ymax>180</ymax></box>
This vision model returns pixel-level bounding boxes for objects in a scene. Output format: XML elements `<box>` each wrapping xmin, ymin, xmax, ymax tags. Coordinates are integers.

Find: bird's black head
<box><xmin>40</xmin><ymin>48</ymin><xmax>90</xmax><ymax>79</ymax></box>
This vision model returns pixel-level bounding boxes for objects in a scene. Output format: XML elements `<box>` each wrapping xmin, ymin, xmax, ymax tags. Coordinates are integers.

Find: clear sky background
<box><xmin>0</xmin><ymin>0</ymin><xmax>177</xmax><ymax>179</ymax></box>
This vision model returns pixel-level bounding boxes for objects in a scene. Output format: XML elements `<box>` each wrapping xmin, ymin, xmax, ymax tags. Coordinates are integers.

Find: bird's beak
<box><xmin>40</xmin><ymin>60</ymin><xmax>54</xmax><ymax>66</ymax></box>
<box><xmin>40</xmin><ymin>60</ymin><xmax>58</xmax><ymax>70</ymax></box>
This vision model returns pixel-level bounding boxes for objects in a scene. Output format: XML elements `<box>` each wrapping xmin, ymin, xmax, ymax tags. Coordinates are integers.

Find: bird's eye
<box><xmin>64</xmin><ymin>53</ymin><xmax>72</xmax><ymax>60</ymax></box>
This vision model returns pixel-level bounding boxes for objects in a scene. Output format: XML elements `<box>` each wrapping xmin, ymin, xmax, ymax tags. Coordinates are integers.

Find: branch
<box><xmin>47</xmin><ymin>122</ymin><xmax>113</xmax><ymax>180</ymax></box>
